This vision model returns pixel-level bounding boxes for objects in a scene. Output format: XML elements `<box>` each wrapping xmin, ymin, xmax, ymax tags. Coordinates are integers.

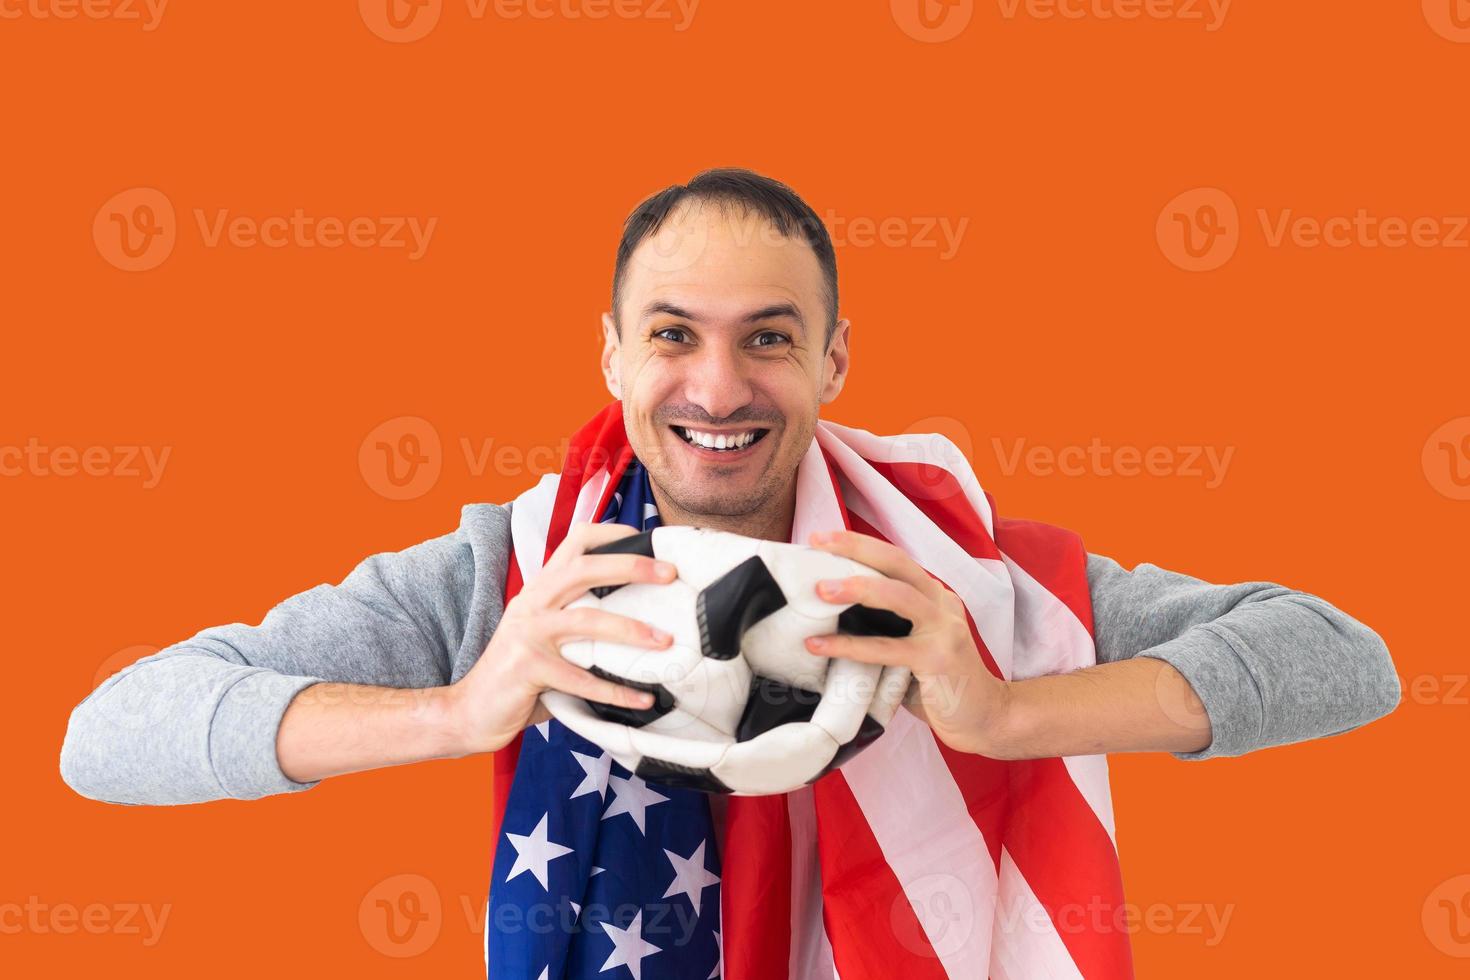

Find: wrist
<box><xmin>430</xmin><ymin>684</ymin><xmax>479</xmax><ymax>759</ymax></box>
<box><xmin>972</xmin><ymin>677</ymin><xmax>1025</xmax><ymax>760</ymax></box>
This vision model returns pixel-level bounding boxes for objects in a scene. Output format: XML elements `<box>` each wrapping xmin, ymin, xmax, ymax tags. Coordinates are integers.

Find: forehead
<box><xmin>620</xmin><ymin>199</ymin><xmax>825</xmax><ymax>325</ymax></box>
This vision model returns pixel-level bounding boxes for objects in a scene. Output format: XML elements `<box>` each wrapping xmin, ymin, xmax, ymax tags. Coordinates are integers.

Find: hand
<box><xmin>444</xmin><ymin>523</ymin><xmax>678</xmax><ymax>755</ymax></box>
<box><xmin>804</xmin><ymin>529</ymin><xmax>1011</xmax><ymax>756</ymax></box>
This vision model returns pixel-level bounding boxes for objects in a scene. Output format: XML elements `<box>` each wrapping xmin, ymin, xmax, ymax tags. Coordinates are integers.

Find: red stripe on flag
<box><xmin>813</xmin><ymin>774</ymin><xmax>955</xmax><ymax>980</ymax></box>
<box><xmin>722</xmin><ymin>795</ymin><xmax>794</xmax><ymax>980</ymax></box>
<box><xmin>992</xmin><ymin>515</ymin><xmax>1095</xmax><ymax>636</ymax></box>
<box><xmin>864</xmin><ymin>459</ymin><xmax>1003</xmax><ymax>562</ymax></box>
<box><xmin>1004</xmin><ymin>758</ymin><xmax>1134</xmax><ymax>979</ymax></box>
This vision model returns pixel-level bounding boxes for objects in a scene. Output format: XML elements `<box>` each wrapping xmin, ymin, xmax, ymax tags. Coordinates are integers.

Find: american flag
<box><xmin>487</xmin><ymin>403</ymin><xmax>1132</xmax><ymax>980</ymax></box>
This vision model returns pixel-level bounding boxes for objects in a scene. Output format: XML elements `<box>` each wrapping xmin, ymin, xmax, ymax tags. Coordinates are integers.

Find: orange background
<box><xmin>4</xmin><ymin>1</ymin><xmax>1467</xmax><ymax>976</ymax></box>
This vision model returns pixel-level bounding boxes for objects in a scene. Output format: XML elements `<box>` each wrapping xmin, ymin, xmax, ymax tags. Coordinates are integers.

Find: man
<box><xmin>61</xmin><ymin>169</ymin><xmax>1400</xmax><ymax>979</ymax></box>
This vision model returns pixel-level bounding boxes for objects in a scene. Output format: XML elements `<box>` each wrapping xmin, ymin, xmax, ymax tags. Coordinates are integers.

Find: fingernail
<box><xmin>654</xmin><ymin>561</ymin><xmax>677</xmax><ymax>577</ymax></box>
<box><xmin>649</xmin><ymin>627</ymin><xmax>672</xmax><ymax>643</ymax></box>
<box><xmin>816</xmin><ymin>579</ymin><xmax>842</xmax><ymax>598</ymax></box>
<box><xmin>810</xmin><ymin>531</ymin><xmax>834</xmax><ymax>545</ymax></box>
<box><xmin>807</xmin><ymin>636</ymin><xmax>826</xmax><ymax>650</ymax></box>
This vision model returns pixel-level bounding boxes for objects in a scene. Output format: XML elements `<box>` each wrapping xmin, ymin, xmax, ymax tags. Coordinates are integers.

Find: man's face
<box><xmin>602</xmin><ymin>199</ymin><xmax>849</xmax><ymax>536</ymax></box>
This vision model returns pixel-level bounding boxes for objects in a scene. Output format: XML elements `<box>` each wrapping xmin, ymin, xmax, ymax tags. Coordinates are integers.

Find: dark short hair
<box><xmin>611</xmin><ymin>168</ymin><xmax>839</xmax><ymax>344</ymax></box>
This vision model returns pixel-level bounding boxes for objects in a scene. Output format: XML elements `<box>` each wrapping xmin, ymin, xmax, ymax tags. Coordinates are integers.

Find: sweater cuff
<box><xmin>1137</xmin><ymin>622</ymin><xmax>1264</xmax><ymax>761</ymax></box>
<box><xmin>209</xmin><ymin>670</ymin><xmax>326</xmax><ymax>798</ymax></box>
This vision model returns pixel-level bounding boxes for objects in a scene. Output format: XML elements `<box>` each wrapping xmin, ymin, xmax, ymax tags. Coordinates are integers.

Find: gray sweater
<box><xmin>58</xmin><ymin>502</ymin><xmax>1402</xmax><ymax>806</ymax></box>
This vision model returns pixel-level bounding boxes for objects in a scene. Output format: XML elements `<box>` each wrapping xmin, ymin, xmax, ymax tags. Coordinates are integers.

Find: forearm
<box><xmin>275</xmin><ymin>682</ymin><xmax>468</xmax><ymax>784</ymax></box>
<box><xmin>983</xmin><ymin>657</ymin><xmax>1213</xmax><ymax>760</ymax></box>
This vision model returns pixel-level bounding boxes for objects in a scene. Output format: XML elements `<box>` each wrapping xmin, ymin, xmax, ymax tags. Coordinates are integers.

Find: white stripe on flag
<box><xmin>509</xmin><ymin>473</ymin><xmax>560</xmax><ymax>580</ymax></box>
<box><xmin>990</xmin><ymin>848</ymin><xmax>1084</xmax><ymax>980</ymax></box>
<box><xmin>816</xmin><ymin>429</ymin><xmax>1018</xmax><ymax>681</ymax></box>
<box><xmin>787</xmin><ymin>785</ymin><xmax>836</xmax><ymax>980</ymax></box>
<box><xmin>818</xmin><ymin>422</ymin><xmax>994</xmax><ymax>539</ymax></box>
<box><xmin>570</xmin><ymin>466</ymin><xmax>612</xmax><ymax>528</ymax></box>
<box><xmin>840</xmin><ymin>708</ymin><xmax>997</xmax><ymax>977</ymax></box>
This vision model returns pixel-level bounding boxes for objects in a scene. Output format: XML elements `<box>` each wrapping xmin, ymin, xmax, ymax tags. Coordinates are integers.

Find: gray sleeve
<box><xmin>59</xmin><ymin>502</ymin><xmax>512</xmax><ymax>806</ymax></box>
<box><xmin>1085</xmin><ymin>554</ymin><xmax>1401</xmax><ymax>761</ymax></box>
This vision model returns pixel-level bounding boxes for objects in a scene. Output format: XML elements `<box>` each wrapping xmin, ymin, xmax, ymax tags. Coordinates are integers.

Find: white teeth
<box><xmin>678</xmin><ymin>427</ymin><xmax>760</xmax><ymax>450</ymax></box>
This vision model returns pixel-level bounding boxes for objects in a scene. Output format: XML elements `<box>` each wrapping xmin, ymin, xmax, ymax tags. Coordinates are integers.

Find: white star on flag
<box><xmin>709</xmin><ymin>930</ymin><xmax>722</xmax><ymax>979</ymax></box>
<box><xmin>602</xmin><ymin>774</ymin><xmax>669</xmax><ymax>834</ymax></box>
<box><xmin>504</xmin><ymin>813</ymin><xmax>574</xmax><ymax>890</ymax></box>
<box><xmin>598</xmin><ymin>910</ymin><xmax>662</xmax><ymax>980</ymax></box>
<box><xmin>533</xmin><ymin>720</ymin><xmax>551</xmax><ymax>740</ymax></box>
<box><xmin>662</xmin><ymin>840</ymin><xmax>720</xmax><ymax>911</ymax></box>
<box><xmin>570</xmin><ymin>749</ymin><xmax>611</xmax><ymax>802</ymax></box>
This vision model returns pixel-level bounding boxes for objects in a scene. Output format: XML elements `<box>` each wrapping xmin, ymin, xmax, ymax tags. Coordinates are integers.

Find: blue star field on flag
<box><xmin>486</xmin><ymin>460</ymin><xmax>723</xmax><ymax>980</ymax></box>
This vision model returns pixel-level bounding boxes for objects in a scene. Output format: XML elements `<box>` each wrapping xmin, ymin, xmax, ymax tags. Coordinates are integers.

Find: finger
<box><xmin>537</xmin><ymin>552</ymin><xmax>677</xmax><ymax>610</ymax></box>
<box><xmin>807</xmin><ymin>530</ymin><xmax>945</xmax><ymax>601</ymax></box>
<box><xmin>542</xmin><ymin>522</ymin><xmax>639</xmax><ymax>574</ymax></box>
<box><xmin>805</xmin><ymin>632</ymin><xmax>918</xmax><ymax>668</ymax></box>
<box><xmin>547</xmin><ymin>605</ymin><xmax>673</xmax><ymax>649</ymax></box>
<box><xmin>813</xmin><ymin>573</ymin><xmax>932</xmax><ymax>628</ymax></box>
<box><xmin>538</xmin><ymin>656</ymin><xmax>657</xmax><ymax>711</ymax></box>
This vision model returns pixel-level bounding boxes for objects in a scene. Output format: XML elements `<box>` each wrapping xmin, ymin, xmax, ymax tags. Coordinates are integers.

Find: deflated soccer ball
<box><xmin>539</xmin><ymin>526</ymin><xmax>914</xmax><ymax>796</ymax></box>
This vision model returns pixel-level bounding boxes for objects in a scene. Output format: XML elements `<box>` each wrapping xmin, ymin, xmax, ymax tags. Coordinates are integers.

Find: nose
<box><xmin>683</xmin><ymin>342</ymin><xmax>754</xmax><ymax>422</ymax></box>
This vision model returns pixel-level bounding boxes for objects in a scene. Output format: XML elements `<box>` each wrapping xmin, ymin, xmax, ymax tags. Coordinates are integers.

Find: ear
<box><xmin>600</xmin><ymin>312</ymin><xmax>623</xmax><ymax>400</ymax></box>
<box><xmin>819</xmin><ymin>318</ymin><xmax>851</xmax><ymax>405</ymax></box>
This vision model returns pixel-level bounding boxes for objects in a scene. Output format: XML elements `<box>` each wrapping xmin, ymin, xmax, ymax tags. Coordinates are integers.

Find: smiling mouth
<box><xmin>671</xmin><ymin>425</ymin><xmax>772</xmax><ymax>453</ymax></box>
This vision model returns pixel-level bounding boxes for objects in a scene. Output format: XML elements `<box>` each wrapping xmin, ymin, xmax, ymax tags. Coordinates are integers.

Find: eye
<box><xmin>652</xmin><ymin>327</ymin><xmax>691</xmax><ymax>344</ymax></box>
<box><xmin>749</xmin><ymin>330</ymin><xmax>791</xmax><ymax>348</ymax></box>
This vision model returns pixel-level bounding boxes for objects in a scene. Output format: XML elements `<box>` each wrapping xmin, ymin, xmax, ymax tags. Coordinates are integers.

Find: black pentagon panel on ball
<box><xmin>735</xmin><ymin>675</ymin><xmax>822</xmax><ymax>742</ymax></box>
<box><xmin>807</xmin><ymin>714</ymin><xmax>887</xmax><ymax>784</ymax></box>
<box><xmin>696</xmin><ymin>555</ymin><xmax>787</xmax><ymax>660</ymax></box>
<box><xmin>635</xmin><ymin>757</ymin><xmax>733</xmax><ymax>794</ymax></box>
<box><xmin>585</xmin><ymin>530</ymin><xmax>658</xmax><ymax>598</ymax></box>
<box><xmin>836</xmin><ymin>603</ymin><xmax>913</xmax><ymax>638</ymax></box>
<box><xmin>585</xmin><ymin>666</ymin><xmax>675</xmax><ymax>727</ymax></box>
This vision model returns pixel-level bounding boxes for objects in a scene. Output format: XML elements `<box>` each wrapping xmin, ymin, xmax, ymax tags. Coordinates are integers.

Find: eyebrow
<box><xmin>641</xmin><ymin>300</ymin><xmax>806</xmax><ymax>332</ymax></box>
